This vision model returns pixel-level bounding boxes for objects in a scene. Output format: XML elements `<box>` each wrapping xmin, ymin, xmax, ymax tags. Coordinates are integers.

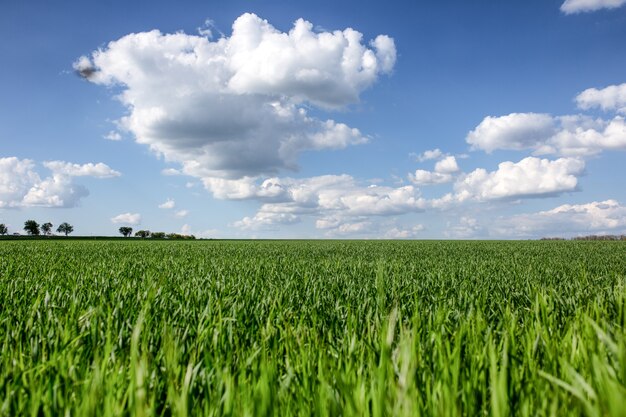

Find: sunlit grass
<box><xmin>0</xmin><ymin>240</ymin><xmax>624</xmax><ymax>416</ymax></box>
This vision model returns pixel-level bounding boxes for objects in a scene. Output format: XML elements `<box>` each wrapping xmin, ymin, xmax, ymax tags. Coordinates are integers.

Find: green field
<box><xmin>1</xmin><ymin>240</ymin><xmax>625</xmax><ymax>416</ymax></box>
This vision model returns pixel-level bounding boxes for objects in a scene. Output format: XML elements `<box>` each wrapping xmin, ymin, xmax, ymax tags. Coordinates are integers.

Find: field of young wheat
<box><xmin>0</xmin><ymin>240</ymin><xmax>624</xmax><ymax>416</ymax></box>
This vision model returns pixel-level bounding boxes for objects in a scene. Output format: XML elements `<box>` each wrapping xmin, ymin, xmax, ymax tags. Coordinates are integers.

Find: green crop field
<box><xmin>0</xmin><ymin>240</ymin><xmax>625</xmax><ymax>416</ymax></box>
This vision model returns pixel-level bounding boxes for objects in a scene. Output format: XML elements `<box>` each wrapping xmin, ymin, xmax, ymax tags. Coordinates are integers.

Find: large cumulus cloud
<box><xmin>0</xmin><ymin>157</ymin><xmax>120</xmax><ymax>208</ymax></box>
<box><xmin>493</xmin><ymin>200</ymin><xmax>626</xmax><ymax>237</ymax></box>
<box><xmin>576</xmin><ymin>83</ymin><xmax>626</xmax><ymax>114</ymax></box>
<box><xmin>454</xmin><ymin>157</ymin><xmax>585</xmax><ymax>201</ymax></box>
<box><xmin>225</xmin><ymin>174</ymin><xmax>427</xmax><ymax>232</ymax></box>
<box><xmin>75</xmin><ymin>13</ymin><xmax>396</xmax><ymax>180</ymax></box>
<box><xmin>466</xmin><ymin>113</ymin><xmax>626</xmax><ymax>157</ymax></box>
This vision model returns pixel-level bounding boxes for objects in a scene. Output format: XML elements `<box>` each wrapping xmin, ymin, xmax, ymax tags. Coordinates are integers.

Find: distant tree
<box><xmin>56</xmin><ymin>222</ymin><xmax>74</xmax><ymax>236</ymax></box>
<box><xmin>151</xmin><ymin>232</ymin><xmax>166</xmax><ymax>239</ymax></box>
<box><xmin>166</xmin><ymin>233</ymin><xmax>196</xmax><ymax>240</ymax></box>
<box><xmin>119</xmin><ymin>227</ymin><xmax>133</xmax><ymax>237</ymax></box>
<box><xmin>41</xmin><ymin>222</ymin><xmax>53</xmax><ymax>236</ymax></box>
<box><xmin>135</xmin><ymin>230</ymin><xmax>151</xmax><ymax>238</ymax></box>
<box><xmin>0</xmin><ymin>224</ymin><xmax>7</xmax><ymax>235</ymax></box>
<box><xmin>24</xmin><ymin>220</ymin><xmax>40</xmax><ymax>236</ymax></box>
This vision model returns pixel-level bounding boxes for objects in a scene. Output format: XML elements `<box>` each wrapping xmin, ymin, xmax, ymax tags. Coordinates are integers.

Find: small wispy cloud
<box><xmin>175</xmin><ymin>209</ymin><xmax>189</xmax><ymax>218</ymax></box>
<box><xmin>104</xmin><ymin>130</ymin><xmax>122</xmax><ymax>141</ymax></box>
<box><xmin>158</xmin><ymin>199</ymin><xmax>175</xmax><ymax>209</ymax></box>
<box><xmin>111</xmin><ymin>212</ymin><xmax>141</xmax><ymax>225</ymax></box>
<box><xmin>560</xmin><ymin>0</ymin><xmax>626</xmax><ymax>14</ymax></box>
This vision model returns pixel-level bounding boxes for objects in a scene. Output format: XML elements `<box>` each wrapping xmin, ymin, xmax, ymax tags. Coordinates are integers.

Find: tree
<box><xmin>151</xmin><ymin>232</ymin><xmax>166</xmax><ymax>239</ymax></box>
<box><xmin>166</xmin><ymin>233</ymin><xmax>196</xmax><ymax>240</ymax></box>
<box><xmin>24</xmin><ymin>220</ymin><xmax>40</xmax><ymax>236</ymax></box>
<box><xmin>0</xmin><ymin>224</ymin><xmax>7</xmax><ymax>235</ymax></box>
<box><xmin>135</xmin><ymin>230</ymin><xmax>151</xmax><ymax>238</ymax></box>
<box><xmin>56</xmin><ymin>222</ymin><xmax>74</xmax><ymax>236</ymax></box>
<box><xmin>41</xmin><ymin>222</ymin><xmax>53</xmax><ymax>236</ymax></box>
<box><xmin>119</xmin><ymin>227</ymin><xmax>133</xmax><ymax>237</ymax></box>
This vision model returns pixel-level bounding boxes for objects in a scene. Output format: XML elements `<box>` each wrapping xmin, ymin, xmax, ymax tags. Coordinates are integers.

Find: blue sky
<box><xmin>2</xmin><ymin>0</ymin><xmax>626</xmax><ymax>238</ymax></box>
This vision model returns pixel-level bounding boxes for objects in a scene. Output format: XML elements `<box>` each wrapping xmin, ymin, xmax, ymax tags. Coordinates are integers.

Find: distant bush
<box><xmin>135</xmin><ymin>230</ymin><xmax>151</xmax><ymax>238</ymax></box>
<box><xmin>166</xmin><ymin>233</ymin><xmax>196</xmax><ymax>240</ymax></box>
<box><xmin>541</xmin><ymin>234</ymin><xmax>626</xmax><ymax>241</ymax></box>
<box><xmin>571</xmin><ymin>234</ymin><xmax>626</xmax><ymax>241</ymax></box>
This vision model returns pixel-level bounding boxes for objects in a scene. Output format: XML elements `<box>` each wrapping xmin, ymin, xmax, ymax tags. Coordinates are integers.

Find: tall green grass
<box><xmin>0</xmin><ymin>240</ymin><xmax>624</xmax><ymax>416</ymax></box>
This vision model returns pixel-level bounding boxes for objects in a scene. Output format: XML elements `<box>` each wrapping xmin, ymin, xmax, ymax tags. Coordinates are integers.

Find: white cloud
<box><xmin>226</xmin><ymin>157</ymin><xmax>587</xmax><ymax>234</ymax></box>
<box><xmin>561</xmin><ymin>0</ymin><xmax>626</xmax><ymax>14</ymax></box>
<box><xmin>180</xmin><ymin>224</ymin><xmax>219</xmax><ymax>238</ymax></box>
<box><xmin>307</xmin><ymin>120</ymin><xmax>368</xmax><ymax>149</ymax></box>
<box><xmin>409</xmin><ymin>156</ymin><xmax>459</xmax><ymax>185</ymax></box>
<box><xmin>429</xmin><ymin>192</ymin><xmax>457</xmax><ymax>209</ymax></box>
<box><xmin>334</xmin><ymin>184</ymin><xmax>426</xmax><ymax>216</ymax></box>
<box><xmin>158</xmin><ymin>199</ymin><xmax>175</xmax><ymax>209</ymax></box>
<box><xmin>315</xmin><ymin>215</ymin><xmax>343</xmax><ymax>230</ymax></box>
<box><xmin>0</xmin><ymin>157</ymin><xmax>118</xmax><ymax>208</ymax></box>
<box><xmin>202</xmin><ymin>176</ymin><xmax>287</xmax><ymax>200</ymax></box>
<box><xmin>317</xmin><ymin>220</ymin><xmax>424</xmax><ymax>238</ymax></box>
<box><xmin>76</xmin><ymin>13</ymin><xmax>395</xmax><ymax>181</ymax></box>
<box><xmin>223</xmin><ymin>15</ymin><xmax>396</xmax><ymax>106</ymax></box>
<box><xmin>467</xmin><ymin>113</ymin><xmax>556</xmax><ymax>153</ymax></box>
<box><xmin>383</xmin><ymin>225</ymin><xmax>424</xmax><ymax>239</ymax></box>
<box><xmin>0</xmin><ymin>158</ymin><xmax>41</xmax><ymax>208</ymax></box>
<box><xmin>545</xmin><ymin>115</ymin><xmax>626</xmax><ymax>156</ymax></box>
<box><xmin>104</xmin><ymin>131</ymin><xmax>122</xmax><ymax>141</ymax></box>
<box><xmin>42</xmin><ymin>161</ymin><xmax>120</xmax><ymax>178</ymax></box>
<box><xmin>434</xmin><ymin>156</ymin><xmax>460</xmax><ymax>174</ymax></box>
<box><xmin>409</xmin><ymin>170</ymin><xmax>454</xmax><ymax>185</ymax></box>
<box><xmin>576</xmin><ymin>83</ymin><xmax>626</xmax><ymax>114</ymax></box>
<box><xmin>230</xmin><ymin>174</ymin><xmax>427</xmax><ymax>231</ymax></box>
<box><xmin>445</xmin><ymin>216</ymin><xmax>483</xmax><ymax>238</ymax></box>
<box><xmin>174</xmin><ymin>209</ymin><xmax>189</xmax><ymax>218</ymax></box>
<box><xmin>466</xmin><ymin>113</ymin><xmax>626</xmax><ymax>157</ymax></box>
<box><xmin>494</xmin><ymin>200</ymin><xmax>626</xmax><ymax>237</ymax></box>
<box><xmin>162</xmin><ymin>168</ymin><xmax>182</xmax><ymax>176</ymax></box>
<box><xmin>22</xmin><ymin>175</ymin><xmax>89</xmax><ymax>208</ymax></box>
<box><xmin>233</xmin><ymin>211</ymin><xmax>300</xmax><ymax>230</ymax></box>
<box><xmin>111</xmin><ymin>212</ymin><xmax>142</xmax><ymax>225</ymax></box>
<box><xmin>333</xmin><ymin>221</ymin><xmax>372</xmax><ymax>235</ymax></box>
<box><xmin>412</xmin><ymin>148</ymin><xmax>443</xmax><ymax>162</ymax></box>
<box><xmin>454</xmin><ymin>157</ymin><xmax>585</xmax><ymax>202</ymax></box>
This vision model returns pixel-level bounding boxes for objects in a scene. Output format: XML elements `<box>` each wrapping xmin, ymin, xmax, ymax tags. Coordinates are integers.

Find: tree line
<box><xmin>118</xmin><ymin>227</ymin><xmax>195</xmax><ymax>239</ymax></box>
<box><xmin>0</xmin><ymin>221</ymin><xmax>194</xmax><ymax>239</ymax></box>
<box><xmin>0</xmin><ymin>220</ymin><xmax>74</xmax><ymax>236</ymax></box>
<box><xmin>540</xmin><ymin>235</ymin><xmax>626</xmax><ymax>241</ymax></box>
